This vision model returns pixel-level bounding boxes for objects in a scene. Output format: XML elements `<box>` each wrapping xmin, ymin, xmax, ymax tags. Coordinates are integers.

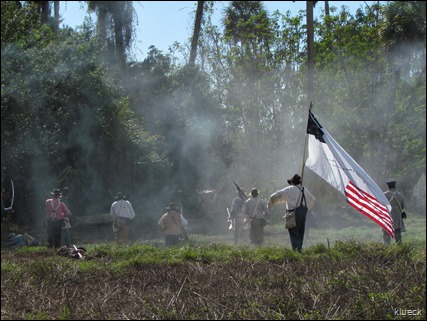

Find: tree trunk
<box><xmin>307</xmin><ymin>1</ymin><xmax>315</xmax><ymax>108</ymax></box>
<box><xmin>97</xmin><ymin>7</ymin><xmax>107</xmax><ymax>43</ymax></box>
<box><xmin>53</xmin><ymin>1</ymin><xmax>60</xmax><ymax>35</ymax></box>
<box><xmin>325</xmin><ymin>1</ymin><xmax>329</xmax><ymax>17</ymax></box>
<box><xmin>37</xmin><ymin>1</ymin><xmax>50</xmax><ymax>24</ymax></box>
<box><xmin>114</xmin><ymin>11</ymin><xmax>125</xmax><ymax>68</ymax></box>
<box><xmin>189</xmin><ymin>1</ymin><xmax>204</xmax><ymax>66</ymax></box>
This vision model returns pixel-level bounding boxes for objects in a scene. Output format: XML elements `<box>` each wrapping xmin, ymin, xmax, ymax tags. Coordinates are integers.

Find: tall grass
<box><xmin>1</xmin><ymin>215</ymin><xmax>425</xmax><ymax>320</ymax></box>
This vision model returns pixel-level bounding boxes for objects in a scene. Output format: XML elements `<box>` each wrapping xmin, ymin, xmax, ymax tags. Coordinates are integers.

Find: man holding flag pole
<box><xmin>304</xmin><ymin>107</ymin><xmax>394</xmax><ymax>238</ymax></box>
<box><xmin>268</xmin><ymin>174</ymin><xmax>315</xmax><ymax>252</ymax></box>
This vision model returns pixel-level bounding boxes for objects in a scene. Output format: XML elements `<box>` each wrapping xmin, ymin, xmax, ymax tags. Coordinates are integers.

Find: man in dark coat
<box><xmin>383</xmin><ymin>180</ymin><xmax>406</xmax><ymax>244</ymax></box>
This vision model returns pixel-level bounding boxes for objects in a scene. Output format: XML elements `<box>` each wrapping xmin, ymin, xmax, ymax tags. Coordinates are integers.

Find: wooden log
<box><xmin>73</xmin><ymin>214</ymin><xmax>113</xmax><ymax>227</ymax></box>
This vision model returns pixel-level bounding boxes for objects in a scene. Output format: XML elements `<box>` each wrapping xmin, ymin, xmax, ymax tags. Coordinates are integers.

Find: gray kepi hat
<box><xmin>386</xmin><ymin>180</ymin><xmax>396</xmax><ymax>189</ymax></box>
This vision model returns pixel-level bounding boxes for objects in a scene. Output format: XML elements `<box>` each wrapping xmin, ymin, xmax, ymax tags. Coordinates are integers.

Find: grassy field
<box><xmin>1</xmin><ymin>215</ymin><xmax>426</xmax><ymax>320</ymax></box>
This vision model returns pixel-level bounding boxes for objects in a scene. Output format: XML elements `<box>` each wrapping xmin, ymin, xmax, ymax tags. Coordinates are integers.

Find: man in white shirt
<box><xmin>244</xmin><ymin>188</ymin><xmax>269</xmax><ymax>245</ymax></box>
<box><xmin>110</xmin><ymin>192</ymin><xmax>136</xmax><ymax>243</ymax></box>
<box><xmin>268</xmin><ymin>174</ymin><xmax>315</xmax><ymax>252</ymax></box>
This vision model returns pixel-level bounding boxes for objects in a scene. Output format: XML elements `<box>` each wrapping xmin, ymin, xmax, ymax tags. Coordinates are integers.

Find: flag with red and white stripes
<box><xmin>305</xmin><ymin>111</ymin><xmax>394</xmax><ymax>237</ymax></box>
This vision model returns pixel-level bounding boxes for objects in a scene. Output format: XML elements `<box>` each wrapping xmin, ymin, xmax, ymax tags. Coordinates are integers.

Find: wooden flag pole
<box><xmin>301</xmin><ymin>102</ymin><xmax>313</xmax><ymax>184</ymax></box>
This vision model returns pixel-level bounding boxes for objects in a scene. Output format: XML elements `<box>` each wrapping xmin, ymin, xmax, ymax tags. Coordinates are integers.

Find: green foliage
<box><xmin>304</xmin><ymin>242</ymin><xmax>328</xmax><ymax>255</ymax></box>
<box><xmin>1</xmin><ymin>1</ymin><xmax>425</xmax><ymax>234</ymax></box>
<box><xmin>58</xmin><ymin>307</ymin><xmax>71</xmax><ymax>320</ymax></box>
<box><xmin>26</xmin><ymin>311</ymin><xmax>51</xmax><ymax>320</ymax></box>
<box><xmin>1</xmin><ymin>1</ymin><xmax>43</xmax><ymax>48</ymax></box>
<box><xmin>1</xmin><ymin>261</ymin><xmax>20</xmax><ymax>275</ymax></box>
<box><xmin>87</xmin><ymin>1</ymin><xmax>136</xmax><ymax>66</ymax></box>
<box><xmin>1</xmin><ymin>25</ymin><xmax>168</xmax><ymax>220</ymax></box>
<box><xmin>312</xmin><ymin>2</ymin><xmax>425</xmax><ymax>190</ymax></box>
<box><xmin>1</xmin><ymin>4</ymin><xmax>425</xmax><ymax>317</ymax></box>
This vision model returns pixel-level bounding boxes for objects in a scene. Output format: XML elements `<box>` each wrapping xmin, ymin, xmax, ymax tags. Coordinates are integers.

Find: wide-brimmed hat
<box><xmin>166</xmin><ymin>202</ymin><xmax>178</xmax><ymax>211</ymax></box>
<box><xmin>51</xmin><ymin>189</ymin><xmax>61</xmax><ymax>196</ymax></box>
<box><xmin>250</xmin><ymin>188</ymin><xmax>259</xmax><ymax>197</ymax></box>
<box><xmin>287</xmin><ymin>174</ymin><xmax>302</xmax><ymax>185</ymax></box>
<box><xmin>115</xmin><ymin>192</ymin><xmax>126</xmax><ymax>200</ymax></box>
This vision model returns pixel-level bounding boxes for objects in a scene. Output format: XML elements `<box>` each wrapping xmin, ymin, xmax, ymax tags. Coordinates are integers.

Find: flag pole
<box><xmin>301</xmin><ymin>102</ymin><xmax>313</xmax><ymax>184</ymax></box>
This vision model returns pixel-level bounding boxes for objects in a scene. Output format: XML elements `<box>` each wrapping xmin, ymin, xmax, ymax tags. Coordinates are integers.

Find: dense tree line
<box><xmin>1</xmin><ymin>1</ymin><xmax>425</xmax><ymax>231</ymax></box>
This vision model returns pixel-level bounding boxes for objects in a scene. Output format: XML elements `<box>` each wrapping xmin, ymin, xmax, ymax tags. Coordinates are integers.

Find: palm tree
<box><xmin>306</xmin><ymin>1</ymin><xmax>315</xmax><ymax>108</ymax></box>
<box><xmin>223</xmin><ymin>1</ymin><xmax>266</xmax><ymax>46</ymax></box>
<box><xmin>53</xmin><ymin>1</ymin><xmax>60</xmax><ymax>34</ymax></box>
<box><xmin>325</xmin><ymin>1</ymin><xmax>329</xmax><ymax>17</ymax></box>
<box><xmin>380</xmin><ymin>1</ymin><xmax>426</xmax><ymax>52</ymax></box>
<box><xmin>88</xmin><ymin>1</ymin><xmax>108</xmax><ymax>41</ymax></box>
<box><xmin>379</xmin><ymin>1</ymin><xmax>426</xmax><ymax>100</ymax></box>
<box><xmin>189</xmin><ymin>1</ymin><xmax>205</xmax><ymax>66</ymax></box>
<box><xmin>87</xmin><ymin>1</ymin><xmax>135</xmax><ymax>68</ymax></box>
<box><xmin>36</xmin><ymin>1</ymin><xmax>50</xmax><ymax>24</ymax></box>
<box><xmin>221</xmin><ymin>1</ymin><xmax>276</xmax><ymax>175</ymax></box>
<box><xmin>379</xmin><ymin>1</ymin><xmax>426</xmax><ymax>81</ymax></box>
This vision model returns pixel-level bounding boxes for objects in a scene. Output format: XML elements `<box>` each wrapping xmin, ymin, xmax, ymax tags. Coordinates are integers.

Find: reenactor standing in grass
<box><xmin>110</xmin><ymin>192</ymin><xmax>136</xmax><ymax>244</ymax></box>
<box><xmin>45</xmin><ymin>189</ymin><xmax>72</xmax><ymax>249</ymax></box>
<box><xmin>158</xmin><ymin>202</ymin><xmax>188</xmax><ymax>246</ymax></box>
<box><xmin>243</xmin><ymin>188</ymin><xmax>269</xmax><ymax>245</ymax></box>
<box><xmin>268</xmin><ymin>174</ymin><xmax>315</xmax><ymax>252</ymax></box>
<box><xmin>228</xmin><ymin>190</ymin><xmax>247</xmax><ymax>244</ymax></box>
<box><xmin>383</xmin><ymin>180</ymin><xmax>406</xmax><ymax>244</ymax></box>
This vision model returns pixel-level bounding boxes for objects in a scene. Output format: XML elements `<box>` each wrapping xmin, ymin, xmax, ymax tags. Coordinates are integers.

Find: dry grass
<box><xmin>1</xmin><ymin>240</ymin><xmax>426</xmax><ymax>320</ymax></box>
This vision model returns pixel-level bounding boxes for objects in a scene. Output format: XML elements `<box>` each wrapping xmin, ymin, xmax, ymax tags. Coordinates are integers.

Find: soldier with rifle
<box><xmin>227</xmin><ymin>182</ymin><xmax>248</xmax><ymax>244</ymax></box>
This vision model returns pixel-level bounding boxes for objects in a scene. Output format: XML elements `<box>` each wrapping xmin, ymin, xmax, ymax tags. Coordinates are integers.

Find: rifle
<box><xmin>72</xmin><ymin>244</ymin><xmax>83</xmax><ymax>260</ymax></box>
<box><xmin>233</xmin><ymin>181</ymin><xmax>248</xmax><ymax>201</ymax></box>
<box><xmin>179</xmin><ymin>201</ymin><xmax>189</xmax><ymax>242</ymax></box>
<box><xmin>226</xmin><ymin>207</ymin><xmax>234</xmax><ymax>230</ymax></box>
<box><xmin>10</xmin><ymin>179</ymin><xmax>14</xmax><ymax>209</ymax></box>
<box><xmin>226</xmin><ymin>207</ymin><xmax>231</xmax><ymax>220</ymax></box>
<box><xmin>390</xmin><ymin>192</ymin><xmax>406</xmax><ymax>219</ymax></box>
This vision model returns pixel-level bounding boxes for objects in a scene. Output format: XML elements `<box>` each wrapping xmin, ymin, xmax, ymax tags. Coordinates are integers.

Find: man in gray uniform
<box><xmin>383</xmin><ymin>180</ymin><xmax>406</xmax><ymax>244</ymax></box>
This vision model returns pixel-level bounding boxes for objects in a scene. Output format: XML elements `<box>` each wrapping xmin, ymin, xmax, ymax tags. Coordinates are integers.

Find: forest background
<box><xmin>1</xmin><ymin>1</ymin><xmax>426</xmax><ymax>240</ymax></box>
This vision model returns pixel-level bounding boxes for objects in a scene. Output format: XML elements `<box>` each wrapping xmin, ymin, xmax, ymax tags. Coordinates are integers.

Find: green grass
<box><xmin>1</xmin><ymin>215</ymin><xmax>425</xmax><ymax>320</ymax></box>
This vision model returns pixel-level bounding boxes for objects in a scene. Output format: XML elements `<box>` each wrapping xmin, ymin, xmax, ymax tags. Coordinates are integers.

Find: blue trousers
<box><xmin>1</xmin><ymin>235</ymin><xmax>28</xmax><ymax>248</ymax></box>
<box><xmin>288</xmin><ymin>208</ymin><xmax>307</xmax><ymax>252</ymax></box>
